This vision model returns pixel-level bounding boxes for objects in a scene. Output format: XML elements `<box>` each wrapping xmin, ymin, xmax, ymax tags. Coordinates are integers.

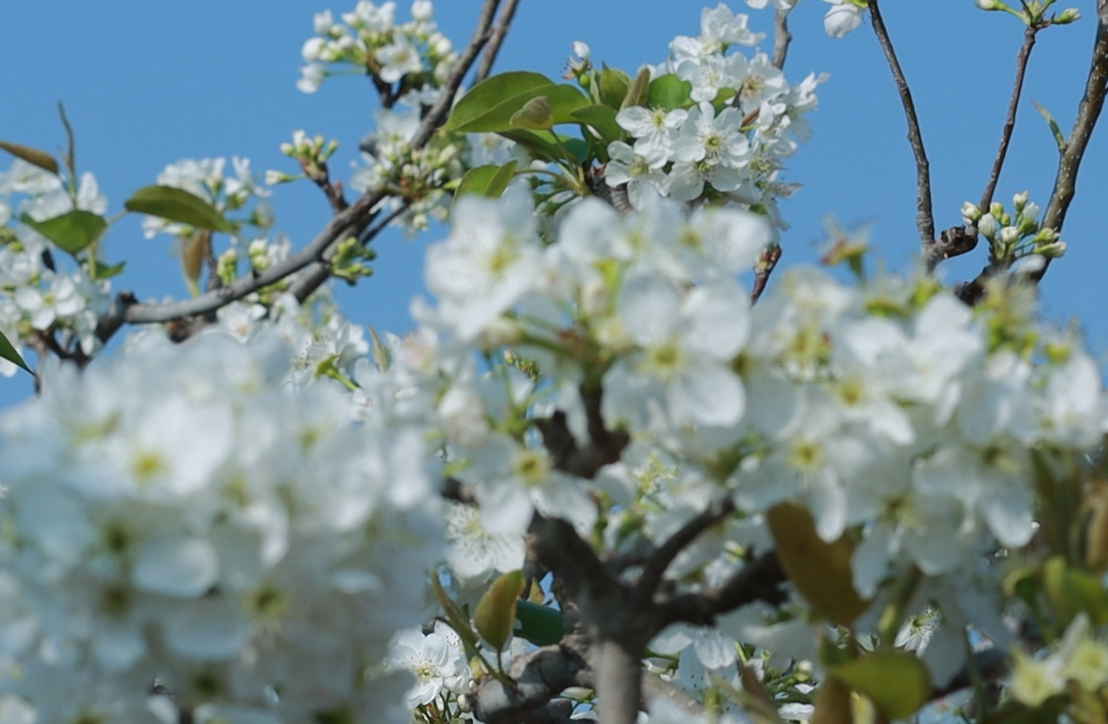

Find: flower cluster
<box><xmin>0</xmin><ymin>332</ymin><xmax>442</xmax><ymax>724</ymax></box>
<box><xmin>297</xmin><ymin>1</ymin><xmax>456</xmax><ymax>95</ymax></box>
<box><xmin>410</xmin><ymin>184</ymin><xmax>1108</xmax><ymax>703</ymax></box>
<box><xmin>141</xmin><ymin>156</ymin><xmax>271</xmax><ymax>243</ymax></box>
<box><xmin>1009</xmin><ymin>614</ymin><xmax>1108</xmax><ymax>711</ymax></box>
<box><xmin>602</xmin><ymin>4</ymin><xmax>826</xmax><ymax>224</ymax></box>
<box><xmin>0</xmin><ymin>159</ymin><xmax>112</xmax><ymax>365</ymax></box>
<box><xmin>962</xmin><ymin>190</ymin><xmax>1065</xmax><ymax>270</ymax></box>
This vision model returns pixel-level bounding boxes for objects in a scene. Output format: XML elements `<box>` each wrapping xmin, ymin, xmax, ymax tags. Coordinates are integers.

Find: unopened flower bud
<box><xmin>411</xmin><ymin>0</ymin><xmax>434</xmax><ymax>22</ymax></box>
<box><xmin>572</xmin><ymin>41</ymin><xmax>591</xmax><ymax>60</ymax></box>
<box><xmin>975</xmin><ymin>0</ymin><xmax>1004</xmax><ymax>9</ymax></box>
<box><xmin>989</xmin><ymin>201</ymin><xmax>1005</xmax><ymax>219</ymax></box>
<box><xmin>1054</xmin><ymin>8</ymin><xmax>1080</xmax><ymax>24</ymax></box>
<box><xmin>998</xmin><ymin>225</ymin><xmax>1020</xmax><ymax>246</ymax></box>
<box><xmin>1012</xmin><ymin>190</ymin><xmax>1028</xmax><ymax>211</ymax></box>
<box><xmin>977</xmin><ymin>213</ymin><xmax>999</xmax><ymax>239</ymax></box>
<box><xmin>1036</xmin><ymin>241</ymin><xmax>1067</xmax><ymax>258</ymax></box>
<box><xmin>961</xmin><ymin>201</ymin><xmax>982</xmax><ymax>224</ymax></box>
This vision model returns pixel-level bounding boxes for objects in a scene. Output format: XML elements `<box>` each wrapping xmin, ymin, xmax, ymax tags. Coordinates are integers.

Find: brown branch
<box><xmin>633</xmin><ymin>497</ymin><xmax>736</xmax><ymax>603</ymax></box>
<box><xmin>468</xmin><ymin>640</ymin><xmax>590</xmax><ymax>724</ymax></box>
<box><xmin>287</xmin><ymin>201</ymin><xmax>412</xmax><ymax>303</ymax></box>
<box><xmin>771</xmin><ymin>10</ymin><xmax>792</xmax><ymax>70</ymax></box>
<box><xmin>653</xmin><ymin>549</ymin><xmax>788</xmax><ymax>630</ymax></box>
<box><xmin>1035</xmin><ymin>19</ymin><xmax>1108</xmax><ymax>281</ymax></box>
<box><xmin>95</xmin><ymin>0</ymin><xmax>506</xmax><ymax>347</ymax></box>
<box><xmin>980</xmin><ymin>26</ymin><xmax>1038</xmax><ymax>215</ymax></box>
<box><xmin>473</xmin><ymin>0</ymin><xmax>522</xmax><ymax>86</ymax></box>
<box><xmin>866</xmin><ymin>0</ymin><xmax>936</xmax><ymax>254</ymax></box>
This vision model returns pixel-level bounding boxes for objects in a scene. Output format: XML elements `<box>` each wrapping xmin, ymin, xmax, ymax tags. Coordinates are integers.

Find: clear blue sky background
<box><xmin>1</xmin><ymin>1</ymin><xmax>1105</xmax><ymax>405</ymax></box>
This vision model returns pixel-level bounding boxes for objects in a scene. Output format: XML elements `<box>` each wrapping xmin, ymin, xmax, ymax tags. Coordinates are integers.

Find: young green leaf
<box><xmin>621</xmin><ymin>67</ymin><xmax>651</xmax><ymax>110</ymax></box>
<box><xmin>1032</xmin><ymin>100</ymin><xmax>1067</xmax><ymax>153</ymax></box>
<box><xmin>0</xmin><ymin>141</ymin><xmax>60</xmax><ymax>175</ymax></box>
<box><xmin>444</xmin><ymin>71</ymin><xmax>554</xmax><ymax>131</ymax></box>
<box><xmin>510</xmin><ymin>97</ymin><xmax>554</xmax><ymax>130</ymax></box>
<box><xmin>647</xmin><ymin>75</ymin><xmax>693</xmax><ymax>111</ymax></box>
<box><xmin>514</xmin><ymin>601</ymin><xmax>565</xmax><ymax>646</ymax></box>
<box><xmin>0</xmin><ymin>329</ymin><xmax>31</xmax><ymax>374</ymax></box>
<box><xmin>453</xmin><ymin>160</ymin><xmax>518</xmax><ymax>208</ymax></box>
<box><xmin>448</xmin><ymin>84</ymin><xmax>588</xmax><ymax>134</ymax></box>
<box><xmin>19</xmin><ymin>210</ymin><xmax>107</xmax><ymax>255</ymax></box>
<box><xmin>1042</xmin><ymin>555</ymin><xmax>1108</xmax><ymax>628</ymax></box>
<box><xmin>124</xmin><ymin>185</ymin><xmax>234</xmax><ymax>233</ymax></box>
<box><xmin>830</xmin><ymin>651</ymin><xmax>931</xmax><ymax>721</ymax></box>
<box><xmin>473</xmin><ymin>570</ymin><xmax>525</xmax><ymax>652</ymax></box>
<box><xmin>598</xmin><ymin>65</ymin><xmax>632</xmax><ymax>109</ymax></box>
<box><xmin>571</xmin><ymin>105</ymin><xmax>623</xmax><ymax>144</ymax></box>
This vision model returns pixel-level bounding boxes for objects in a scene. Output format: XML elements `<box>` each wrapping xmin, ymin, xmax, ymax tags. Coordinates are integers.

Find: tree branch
<box><xmin>95</xmin><ymin>0</ymin><xmax>507</xmax><ymax>346</ymax></box>
<box><xmin>633</xmin><ymin>497</ymin><xmax>736</xmax><ymax>603</ymax></box>
<box><xmin>771</xmin><ymin>10</ymin><xmax>792</xmax><ymax>71</ymax></box>
<box><xmin>866</xmin><ymin>0</ymin><xmax>936</xmax><ymax>254</ymax></box>
<box><xmin>469</xmin><ymin>640</ymin><xmax>590</xmax><ymax>724</ymax></box>
<box><xmin>1035</xmin><ymin>17</ymin><xmax>1108</xmax><ymax>281</ymax></box>
<box><xmin>473</xmin><ymin>0</ymin><xmax>522</xmax><ymax>86</ymax></box>
<box><xmin>653</xmin><ymin>549</ymin><xmax>788</xmax><ymax>630</ymax></box>
<box><xmin>980</xmin><ymin>26</ymin><xmax>1038</xmax><ymax>215</ymax></box>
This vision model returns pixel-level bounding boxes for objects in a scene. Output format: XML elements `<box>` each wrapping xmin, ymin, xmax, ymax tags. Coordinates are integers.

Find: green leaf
<box><xmin>444</xmin><ymin>72</ymin><xmax>554</xmax><ymax>131</ymax></box>
<box><xmin>449</xmin><ymin>84</ymin><xmax>589</xmax><ymax>134</ymax></box>
<box><xmin>501</xmin><ymin>130</ymin><xmax>563</xmax><ymax>162</ymax></box>
<box><xmin>94</xmin><ymin>260</ymin><xmax>127</xmax><ymax>279</ymax></box>
<box><xmin>830</xmin><ymin>652</ymin><xmax>931</xmax><ymax>721</ymax></box>
<box><xmin>514</xmin><ymin>601</ymin><xmax>565</xmax><ymax>646</ymax></box>
<box><xmin>647</xmin><ymin>75</ymin><xmax>693</xmax><ymax>111</ymax></box>
<box><xmin>124</xmin><ymin>185</ymin><xmax>234</xmax><ymax>233</ymax></box>
<box><xmin>598</xmin><ymin>65</ymin><xmax>631</xmax><ymax>109</ymax></box>
<box><xmin>19</xmin><ymin>210</ymin><xmax>106</xmax><ymax>254</ymax></box>
<box><xmin>571</xmin><ymin>104</ymin><xmax>623</xmax><ymax>144</ymax></box>
<box><xmin>766</xmin><ymin>502</ymin><xmax>870</xmax><ymax>626</ymax></box>
<box><xmin>1032</xmin><ymin>100</ymin><xmax>1067</xmax><ymax>153</ymax></box>
<box><xmin>1042</xmin><ymin>555</ymin><xmax>1108</xmax><ymax>628</ymax></box>
<box><xmin>453</xmin><ymin>160</ymin><xmax>518</xmax><ymax>208</ymax></box>
<box><xmin>473</xmin><ymin>570</ymin><xmax>525</xmax><ymax>652</ymax></box>
<box><xmin>510</xmin><ymin>97</ymin><xmax>554</xmax><ymax>130</ymax></box>
<box><xmin>485</xmin><ymin>160</ymin><xmax>518</xmax><ymax>198</ymax></box>
<box><xmin>0</xmin><ymin>329</ymin><xmax>31</xmax><ymax>374</ymax></box>
<box><xmin>622</xmin><ymin>67</ymin><xmax>651</xmax><ymax>110</ymax></box>
<box><xmin>0</xmin><ymin>141</ymin><xmax>59</xmax><ymax>175</ymax></box>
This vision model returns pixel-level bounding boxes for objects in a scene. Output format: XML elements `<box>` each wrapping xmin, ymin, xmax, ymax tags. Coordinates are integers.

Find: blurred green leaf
<box><xmin>474</xmin><ymin>570</ymin><xmax>525</xmax><ymax>652</ymax></box>
<box><xmin>454</xmin><ymin>160</ymin><xmax>518</xmax><ymax>209</ymax></box>
<box><xmin>767</xmin><ymin>502</ymin><xmax>869</xmax><ymax>626</ymax></box>
<box><xmin>94</xmin><ymin>260</ymin><xmax>127</xmax><ymax>279</ymax></box>
<box><xmin>514</xmin><ymin>601</ymin><xmax>565</xmax><ymax>646</ymax></box>
<box><xmin>830</xmin><ymin>651</ymin><xmax>931</xmax><ymax>720</ymax></box>
<box><xmin>19</xmin><ymin>210</ymin><xmax>106</xmax><ymax>254</ymax></box>
<box><xmin>0</xmin><ymin>140</ymin><xmax>59</xmax><ymax>175</ymax></box>
<box><xmin>647</xmin><ymin>75</ymin><xmax>693</xmax><ymax>111</ymax></box>
<box><xmin>1042</xmin><ymin>555</ymin><xmax>1108</xmax><ymax>628</ymax></box>
<box><xmin>0</xmin><ymin>329</ymin><xmax>31</xmax><ymax>374</ymax></box>
<box><xmin>124</xmin><ymin>185</ymin><xmax>234</xmax><ymax>233</ymax></box>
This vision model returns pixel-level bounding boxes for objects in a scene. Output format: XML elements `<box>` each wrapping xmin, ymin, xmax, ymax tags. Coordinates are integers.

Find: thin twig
<box><xmin>473</xmin><ymin>0</ymin><xmax>521</xmax><ymax>86</ymax></box>
<box><xmin>633</xmin><ymin>497</ymin><xmax>735</xmax><ymax>603</ymax></box>
<box><xmin>1038</xmin><ymin>21</ymin><xmax>1108</xmax><ymax>251</ymax></box>
<box><xmin>866</xmin><ymin>0</ymin><xmax>936</xmax><ymax>253</ymax></box>
<box><xmin>95</xmin><ymin>0</ymin><xmax>506</xmax><ymax>345</ymax></box>
<box><xmin>979</xmin><ymin>26</ymin><xmax>1038</xmax><ymax>215</ymax></box>
<box><xmin>771</xmin><ymin>10</ymin><xmax>792</xmax><ymax>70</ymax></box>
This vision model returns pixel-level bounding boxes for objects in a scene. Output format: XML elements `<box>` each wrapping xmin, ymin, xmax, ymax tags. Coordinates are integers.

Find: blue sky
<box><xmin>1</xmin><ymin>1</ymin><xmax>1106</xmax><ymax>404</ymax></box>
